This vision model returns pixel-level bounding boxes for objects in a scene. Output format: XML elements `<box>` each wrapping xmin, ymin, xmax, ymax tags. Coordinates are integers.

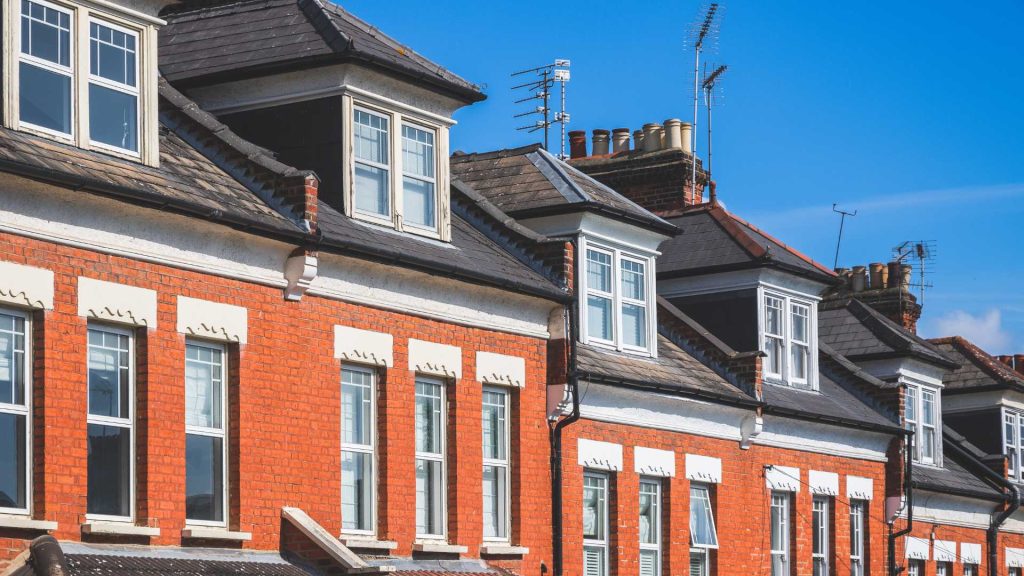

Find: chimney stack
<box><xmin>612</xmin><ymin>128</ymin><xmax>631</xmax><ymax>153</ymax></box>
<box><xmin>569</xmin><ymin>130</ymin><xmax>587</xmax><ymax>159</ymax></box>
<box><xmin>1016</xmin><ymin>355</ymin><xmax>1024</xmax><ymax>375</ymax></box>
<box><xmin>592</xmin><ymin>129</ymin><xmax>610</xmax><ymax>156</ymax></box>
<box><xmin>831</xmin><ymin>260</ymin><xmax>922</xmax><ymax>333</ymax></box>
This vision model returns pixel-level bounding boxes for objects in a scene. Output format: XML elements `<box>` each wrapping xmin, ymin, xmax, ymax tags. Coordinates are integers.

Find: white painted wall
<box><xmin>909</xmin><ymin>490</ymin><xmax>998</xmax><ymax>530</ymax></box>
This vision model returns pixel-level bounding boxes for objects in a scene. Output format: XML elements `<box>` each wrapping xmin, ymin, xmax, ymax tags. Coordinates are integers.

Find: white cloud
<box><xmin>928</xmin><ymin>309</ymin><xmax>1012</xmax><ymax>353</ymax></box>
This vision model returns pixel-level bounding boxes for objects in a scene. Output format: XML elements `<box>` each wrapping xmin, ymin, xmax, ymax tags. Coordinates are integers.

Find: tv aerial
<box><xmin>512</xmin><ymin>59</ymin><xmax>571</xmax><ymax>158</ymax></box>
<box><xmin>893</xmin><ymin>240</ymin><xmax>937</xmax><ymax>305</ymax></box>
<box><xmin>686</xmin><ymin>3</ymin><xmax>722</xmax><ymax>196</ymax></box>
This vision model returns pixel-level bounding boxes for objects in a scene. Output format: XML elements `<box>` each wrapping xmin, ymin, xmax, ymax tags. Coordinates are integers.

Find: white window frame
<box><xmin>85</xmin><ymin>322</ymin><xmax>135</xmax><ymax>523</ymax></box>
<box><xmin>343</xmin><ymin>96</ymin><xmax>450</xmax><ymax>241</ymax></box>
<box><xmin>482</xmin><ymin>385</ymin><xmax>510</xmax><ymax>542</ymax></box>
<box><xmin>579</xmin><ymin>236</ymin><xmax>657</xmax><ymax>357</ymax></box>
<box><xmin>770</xmin><ymin>491</ymin><xmax>790</xmax><ymax>576</ymax></box>
<box><xmin>341</xmin><ymin>365</ymin><xmax>377</xmax><ymax>536</ymax></box>
<box><xmin>812</xmin><ymin>496</ymin><xmax>830</xmax><ymax>576</ymax></box>
<box><xmin>1004</xmin><ymin>408</ymin><xmax>1024</xmax><ymax>482</ymax></box>
<box><xmin>936</xmin><ymin>562</ymin><xmax>951</xmax><ymax>576</ymax></box>
<box><xmin>907</xmin><ymin>560</ymin><xmax>923</xmax><ymax>576</ymax></box>
<box><xmin>86</xmin><ymin>16</ymin><xmax>140</xmax><ymax>157</ymax></box>
<box><xmin>639</xmin><ymin>478</ymin><xmax>661</xmax><ymax>576</ymax></box>
<box><xmin>184</xmin><ymin>338</ymin><xmax>228</xmax><ymax>528</ymax></box>
<box><xmin>0</xmin><ymin>308</ymin><xmax>31</xmax><ymax>516</ymax></box>
<box><xmin>583</xmin><ymin>471</ymin><xmax>609</xmax><ymax>576</ymax></box>
<box><xmin>414</xmin><ymin>375</ymin><xmax>446</xmax><ymax>539</ymax></box>
<box><xmin>850</xmin><ymin>499</ymin><xmax>866</xmax><ymax>576</ymax></box>
<box><xmin>759</xmin><ymin>288</ymin><xmax>818</xmax><ymax>389</ymax></box>
<box><xmin>963</xmin><ymin>564</ymin><xmax>978</xmax><ymax>576</ymax></box>
<box><xmin>905</xmin><ymin>382</ymin><xmax>942</xmax><ymax>466</ymax></box>
<box><xmin>4</xmin><ymin>0</ymin><xmax>159</xmax><ymax>164</ymax></box>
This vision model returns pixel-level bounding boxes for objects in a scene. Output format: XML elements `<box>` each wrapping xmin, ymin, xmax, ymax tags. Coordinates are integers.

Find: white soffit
<box><xmin>765</xmin><ymin>465</ymin><xmax>800</xmax><ymax>493</ymax></box>
<box><xmin>685</xmin><ymin>454</ymin><xmax>722</xmax><ymax>484</ymax></box>
<box><xmin>408</xmin><ymin>339</ymin><xmax>462</xmax><ymax>379</ymax></box>
<box><xmin>847</xmin><ymin>476</ymin><xmax>874</xmax><ymax>500</ymax></box>
<box><xmin>334</xmin><ymin>325</ymin><xmax>393</xmax><ymax>367</ymax></box>
<box><xmin>1008</xmin><ymin>548</ymin><xmax>1024</xmax><ymax>568</ymax></box>
<box><xmin>577</xmin><ymin>438</ymin><xmax>623</xmax><ymax>471</ymax></box>
<box><xmin>961</xmin><ymin>543</ymin><xmax>982</xmax><ymax>565</ymax></box>
<box><xmin>78</xmin><ymin>277</ymin><xmax>157</xmax><ymax>327</ymax></box>
<box><xmin>809</xmin><ymin>470</ymin><xmax>839</xmax><ymax>496</ymax></box>
<box><xmin>634</xmin><ymin>446</ymin><xmax>675</xmax><ymax>477</ymax></box>
<box><xmin>476</xmin><ymin>351</ymin><xmax>525</xmax><ymax>387</ymax></box>
<box><xmin>905</xmin><ymin>537</ymin><xmax>929</xmax><ymax>560</ymax></box>
<box><xmin>933</xmin><ymin>540</ymin><xmax>957</xmax><ymax>563</ymax></box>
<box><xmin>0</xmin><ymin>261</ymin><xmax>53</xmax><ymax>309</ymax></box>
<box><xmin>176</xmin><ymin>296</ymin><xmax>247</xmax><ymax>344</ymax></box>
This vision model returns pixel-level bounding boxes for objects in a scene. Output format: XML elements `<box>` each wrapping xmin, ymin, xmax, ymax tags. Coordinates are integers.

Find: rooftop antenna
<box><xmin>701</xmin><ymin>63</ymin><xmax>727</xmax><ymax>201</ymax></box>
<box><xmin>831</xmin><ymin>203</ymin><xmax>857</xmax><ymax>269</ymax></box>
<box><xmin>688</xmin><ymin>3</ymin><xmax>720</xmax><ymax>202</ymax></box>
<box><xmin>512</xmin><ymin>59</ymin><xmax>571</xmax><ymax>155</ymax></box>
<box><xmin>893</xmin><ymin>240</ymin><xmax>937</xmax><ymax>306</ymax></box>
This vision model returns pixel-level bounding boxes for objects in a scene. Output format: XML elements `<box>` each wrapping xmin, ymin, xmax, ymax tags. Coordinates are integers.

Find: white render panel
<box><xmin>334</xmin><ymin>325</ymin><xmax>394</xmax><ymax>367</ymax></box>
<box><xmin>933</xmin><ymin>540</ymin><xmax>957</xmax><ymax>563</ymax></box>
<box><xmin>911</xmin><ymin>491</ymin><xmax>996</xmax><ymax>529</ymax></box>
<box><xmin>634</xmin><ymin>447</ymin><xmax>675</xmax><ymax>477</ymax></box>
<box><xmin>176</xmin><ymin>296</ymin><xmax>248</xmax><ymax>344</ymax></box>
<box><xmin>1008</xmin><ymin>548</ymin><xmax>1024</xmax><ymax>568</ymax></box>
<box><xmin>756</xmin><ymin>415</ymin><xmax>890</xmax><ymax>462</ymax></box>
<box><xmin>78</xmin><ymin>277</ymin><xmax>157</xmax><ymax>327</ymax></box>
<box><xmin>0</xmin><ymin>261</ymin><xmax>53</xmax><ymax>309</ymax></box>
<box><xmin>578</xmin><ymin>438</ymin><xmax>623</xmax><ymax>471</ymax></box>
<box><xmin>961</xmin><ymin>543</ymin><xmax>982</xmax><ymax>564</ymax></box>
<box><xmin>765</xmin><ymin>466</ymin><xmax>800</xmax><ymax>492</ymax></box>
<box><xmin>476</xmin><ymin>351</ymin><xmax>525</xmax><ymax>387</ymax></box>
<box><xmin>905</xmin><ymin>537</ymin><xmax>930</xmax><ymax>560</ymax></box>
<box><xmin>809</xmin><ymin>470</ymin><xmax>839</xmax><ymax>496</ymax></box>
<box><xmin>685</xmin><ymin>454</ymin><xmax>722</xmax><ymax>484</ymax></box>
<box><xmin>847</xmin><ymin>476</ymin><xmax>874</xmax><ymax>500</ymax></box>
<box><xmin>408</xmin><ymin>339</ymin><xmax>462</xmax><ymax>379</ymax></box>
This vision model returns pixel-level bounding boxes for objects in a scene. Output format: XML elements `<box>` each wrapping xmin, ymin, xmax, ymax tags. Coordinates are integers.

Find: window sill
<box><xmin>412</xmin><ymin>541</ymin><xmax>468</xmax><ymax>555</ymax></box>
<box><xmin>182</xmin><ymin>527</ymin><xmax>252</xmax><ymax>541</ymax></box>
<box><xmin>81</xmin><ymin>521</ymin><xmax>159</xmax><ymax>537</ymax></box>
<box><xmin>339</xmin><ymin>537</ymin><xmax>398</xmax><ymax>551</ymax></box>
<box><xmin>0</xmin><ymin>515</ymin><xmax>57</xmax><ymax>531</ymax></box>
<box><xmin>480</xmin><ymin>544</ymin><xmax>529</xmax><ymax>556</ymax></box>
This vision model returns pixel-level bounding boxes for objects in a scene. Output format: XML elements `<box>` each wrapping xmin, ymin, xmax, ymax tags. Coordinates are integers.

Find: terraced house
<box><xmin>0</xmin><ymin>2</ymin><xmax>1020</xmax><ymax>576</ymax></box>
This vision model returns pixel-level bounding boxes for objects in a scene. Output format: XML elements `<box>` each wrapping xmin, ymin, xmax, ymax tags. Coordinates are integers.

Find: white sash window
<box><xmin>0</xmin><ymin>310</ymin><xmax>29</xmax><ymax>515</ymax></box>
<box><xmin>86</xmin><ymin>325</ymin><xmax>134</xmax><ymax>520</ymax></box>
<box><xmin>341</xmin><ymin>366</ymin><xmax>376</xmax><ymax>534</ymax></box>
<box><xmin>770</xmin><ymin>491</ymin><xmax>790</xmax><ymax>576</ymax></box>
<box><xmin>415</xmin><ymin>377</ymin><xmax>445</xmax><ymax>537</ymax></box>
<box><xmin>583</xmin><ymin>472</ymin><xmax>608</xmax><ymax>576</ymax></box>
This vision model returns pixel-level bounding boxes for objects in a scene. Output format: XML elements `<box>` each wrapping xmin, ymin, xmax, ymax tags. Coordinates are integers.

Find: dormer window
<box><xmin>5</xmin><ymin>0</ymin><xmax>158</xmax><ymax>164</ymax></box>
<box><xmin>905</xmin><ymin>383</ymin><xmax>941</xmax><ymax>465</ymax></box>
<box><xmin>581</xmin><ymin>237</ymin><xmax>656</xmax><ymax>356</ymax></box>
<box><xmin>345</xmin><ymin>98</ymin><xmax>449</xmax><ymax>240</ymax></box>
<box><xmin>760</xmin><ymin>289</ymin><xmax>818</xmax><ymax>389</ymax></box>
<box><xmin>1004</xmin><ymin>409</ymin><xmax>1024</xmax><ymax>481</ymax></box>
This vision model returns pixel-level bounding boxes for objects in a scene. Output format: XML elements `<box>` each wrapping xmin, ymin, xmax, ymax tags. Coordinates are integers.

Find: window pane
<box><xmin>19</xmin><ymin>62</ymin><xmax>71</xmax><ymax>134</ymax></box>
<box><xmin>90</xmin><ymin>23</ymin><xmax>136</xmax><ymax>87</ymax></box>
<box><xmin>790</xmin><ymin>343</ymin><xmax>808</xmax><ymax>380</ymax></box>
<box><xmin>341</xmin><ymin>450</ymin><xmax>373</xmax><ymax>531</ymax></box>
<box><xmin>87</xmin><ymin>423</ymin><xmax>131</xmax><ymax>516</ymax></box>
<box><xmin>587</xmin><ymin>296</ymin><xmax>612</xmax><ymax>341</ymax></box>
<box><xmin>583</xmin><ymin>475</ymin><xmax>606</xmax><ymax>541</ymax></box>
<box><xmin>0</xmin><ymin>413</ymin><xmax>27</xmax><ymax>510</ymax></box>
<box><xmin>402</xmin><ymin>176</ymin><xmax>435</xmax><ymax>228</ymax></box>
<box><xmin>791</xmin><ymin>303</ymin><xmax>809</xmax><ymax>343</ymax></box>
<box><xmin>415</xmin><ymin>458</ymin><xmax>443</xmax><ymax>535</ymax></box>
<box><xmin>689</xmin><ymin>485</ymin><xmax>718</xmax><ymax>547</ymax></box>
<box><xmin>415</xmin><ymin>381</ymin><xmax>442</xmax><ymax>454</ymax></box>
<box><xmin>341</xmin><ymin>369</ymin><xmax>372</xmax><ymax>446</ymax></box>
<box><xmin>922</xmin><ymin>390</ymin><xmax>936</xmax><ymax>425</ymax></box>
<box><xmin>355</xmin><ymin>164</ymin><xmax>389</xmax><ymax>216</ymax></box>
<box><xmin>185</xmin><ymin>433</ymin><xmax>224</xmax><ymax>522</ymax></box>
<box><xmin>354</xmin><ymin>110</ymin><xmax>389</xmax><ymax>164</ymax></box>
<box><xmin>622</xmin><ymin>304</ymin><xmax>647</xmax><ymax>348</ymax></box>
<box><xmin>87</xmin><ymin>329</ymin><xmax>129</xmax><ymax>419</ymax></box>
<box><xmin>586</xmin><ymin>250</ymin><xmax>611</xmax><ymax>293</ymax></box>
<box><xmin>401</xmin><ymin>125</ymin><xmax>434</xmax><ymax>178</ymax></box>
<box><xmin>922</xmin><ymin>427</ymin><xmax>935</xmax><ymax>460</ymax></box>
<box><xmin>765</xmin><ymin>296</ymin><xmax>783</xmax><ymax>336</ymax></box>
<box><xmin>185</xmin><ymin>344</ymin><xmax>223</xmax><ymax>429</ymax></box>
<box><xmin>89</xmin><ymin>83</ymin><xmax>138</xmax><ymax>151</ymax></box>
<box><xmin>639</xmin><ymin>481</ymin><xmax>658</xmax><ymax>544</ymax></box>
<box><xmin>0</xmin><ymin>314</ymin><xmax>26</xmax><ymax>406</ymax></box>
<box><xmin>621</xmin><ymin>260</ymin><xmax>645</xmax><ymax>300</ymax></box>
<box><xmin>905</xmin><ymin>386</ymin><xmax>917</xmax><ymax>424</ymax></box>
<box><xmin>21</xmin><ymin>1</ymin><xmax>70</xmax><ymax>66</ymax></box>
<box><xmin>482</xmin><ymin>390</ymin><xmax>506</xmax><ymax>461</ymax></box>
<box><xmin>812</xmin><ymin>497</ymin><xmax>828</xmax><ymax>576</ymax></box>
<box><xmin>765</xmin><ymin>336</ymin><xmax>783</xmax><ymax>376</ymax></box>
<box><xmin>483</xmin><ymin>464</ymin><xmax>507</xmax><ymax>538</ymax></box>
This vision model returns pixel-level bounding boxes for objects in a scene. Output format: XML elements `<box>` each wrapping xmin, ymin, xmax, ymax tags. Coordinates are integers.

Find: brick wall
<box><xmin>0</xmin><ymin>230</ymin><xmax>553</xmax><ymax>574</ymax></box>
<box><xmin>569</xmin><ymin>150</ymin><xmax>707</xmax><ymax>217</ymax></box>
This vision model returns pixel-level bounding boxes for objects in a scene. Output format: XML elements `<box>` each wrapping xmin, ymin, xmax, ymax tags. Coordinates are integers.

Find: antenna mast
<box><xmin>893</xmin><ymin>240</ymin><xmax>937</xmax><ymax>306</ymax></box>
<box><xmin>701</xmin><ymin>64</ymin><xmax>727</xmax><ymax>190</ymax></box>
<box><xmin>689</xmin><ymin>3</ymin><xmax>719</xmax><ymax>201</ymax></box>
<box><xmin>831</xmin><ymin>204</ymin><xmax>857</xmax><ymax>269</ymax></box>
<box><xmin>512</xmin><ymin>60</ymin><xmax>571</xmax><ymax>155</ymax></box>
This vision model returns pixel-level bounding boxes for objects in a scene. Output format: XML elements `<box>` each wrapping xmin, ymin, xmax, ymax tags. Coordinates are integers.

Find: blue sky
<box><xmin>345</xmin><ymin>0</ymin><xmax>1024</xmax><ymax>354</ymax></box>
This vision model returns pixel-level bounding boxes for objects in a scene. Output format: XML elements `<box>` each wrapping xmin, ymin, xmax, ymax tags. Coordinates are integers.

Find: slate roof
<box><xmin>64</xmin><ymin>554</ymin><xmax>315</xmax><ymax>576</ymax></box>
<box><xmin>913</xmin><ymin>426</ymin><xmax>1005</xmax><ymax>501</ymax></box>
<box><xmin>159</xmin><ymin>0</ymin><xmax>484</xmax><ymax>102</ymax></box>
<box><xmin>450</xmin><ymin>145</ymin><xmax>677</xmax><ymax>234</ymax></box>
<box><xmin>819</xmin><ymin>298</ymin><xmax>957</xmax><ymax>368</ymax></box>
<box><xmin>929</xmin><ymin>336</ymin><xmax>1024</xmax><ymax>394</ymax></box>
<box><xmin>657</xmin><ymin>204</ymin><xmax>838</xmax><ymax>284</ymax></box>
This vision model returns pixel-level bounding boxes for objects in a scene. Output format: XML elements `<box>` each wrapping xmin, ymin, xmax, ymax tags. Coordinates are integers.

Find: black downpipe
<box><xmin>890</xmin><ymin>431</ymin><xmax>914</xmax><ymax>576</ymax></box>
<box><xmin>551</xmin><ymin>239</ymin><xmax>581</xmax><ymax>576</ymax></box>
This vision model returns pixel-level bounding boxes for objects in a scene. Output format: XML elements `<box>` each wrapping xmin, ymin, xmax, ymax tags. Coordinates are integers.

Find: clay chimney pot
<box><xmin>612</xmin><ymin>128</ymin><xmax>631</xmax><ymax>153</ymax></box>
<box><xmin>592</xmin><ymin>129</ymin><xmax>610</xmax><ymax>156</ymax></box>
<box><xmin>569</xmin><ymin>130</ymin><xmax>587</xmax><ymax>159</ymax></box>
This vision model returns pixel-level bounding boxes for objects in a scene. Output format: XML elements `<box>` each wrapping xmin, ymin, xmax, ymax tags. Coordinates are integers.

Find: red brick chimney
<box><xmin>828</xmin><ymin>261</ymin><xmax>922</xmax><ymax>333</ymax></box>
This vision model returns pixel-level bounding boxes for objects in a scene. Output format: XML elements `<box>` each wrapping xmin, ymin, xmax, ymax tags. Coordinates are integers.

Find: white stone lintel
<box><xmin>809</xmin><ymin>470</ymin><xmax>839</xmax><ymax>496</ymax></box>
<box><xmin>334</xmin><ymin>325</ymin><xmax>394</xmax><ymax>367</ymax></box>
<box><xmin>78</xmin><ymin>277</ymin><xmax>157</xmax><ymax>327</ymax></box>
<box><xmin>476</xmin><ymin>351</ymin><xmax>525</xmax><ymax>387</ymax></box>
<box><xmin>0</xmin><ymin>261</ymin><xmax>53</xmax><ymax>310</ymax></box>
<box><xmin>177</xmin><ymin>296</ymin><xmax>247</xmax><ymax>344</ymax></box>
<box><xmin>685</xmin><ymin>454</ymin><xmax>722</xmax><ymax>484</ymax></box>
<box><xmin>578</xmin><ymin>438</ymin><xmax>623</xmax><ymax>471</ymax></box>
<box><xmin>634</xmin><ymin>446</ymin><xmax>675</xmax><ymax>477</ymax></box>
<box><xmin>408</xmin><ymin>339</ymin><xmax>461</xmax><ymax>379</ymax></box>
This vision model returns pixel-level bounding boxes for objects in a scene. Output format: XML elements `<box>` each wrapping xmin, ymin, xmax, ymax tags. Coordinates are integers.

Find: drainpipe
<box><xmin>890</xmin><ymin>430</ymin><xmax>914</xmax><ymax>576</ymax></box>
<box><xmin>551</xmin><ymin>239</ymin><xmax>581</xmax><ymax>576</ymax></box>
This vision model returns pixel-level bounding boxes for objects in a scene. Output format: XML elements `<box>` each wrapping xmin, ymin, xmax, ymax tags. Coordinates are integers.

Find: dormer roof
<box><xmin>450</xmin><ymin>144</ymin><xmax>677</xmax><ymax>235</ymax></box>
<box><xmin>159</xmin><ymin>0</ymin><xmax>484</xmax><ymax>103</ymax></box>
<box><xmin>657</xmin><ymin>203</ymin><xmax>838</xmax><ymax>284</ymax></box>
<box><xmin>929</xmin><ymin>336</ymin><xmax>1024</xmax><ymax>394</ymax></box>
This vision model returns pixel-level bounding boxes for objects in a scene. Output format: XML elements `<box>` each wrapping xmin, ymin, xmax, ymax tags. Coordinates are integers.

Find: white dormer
<box><xmin>2</xmin><ymin>0</ymin><xmax>162</xmax><ymax>165</ymax></box>
<box><xmin>759</xmin><ymin>285</ymin><xmax>819</xmax><ymax>390</ymax></box>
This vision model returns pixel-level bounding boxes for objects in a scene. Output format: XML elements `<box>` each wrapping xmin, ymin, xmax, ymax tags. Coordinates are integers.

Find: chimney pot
<box><xmin>680</xmin><ymin>122</ymin><xmax>693</xmax><ymax>154</ymax></box>
<box><xmin>612</xmin><ymin>128</ymin><xmax>631</xmax><ymax>153</ymax></box>
<box><xmin>852</xmin><ymin>266</ymin><xmax>867</xmax><ymax>292</ymax></box>
<box><xmin>900</xmin><ymin>264</ymin><xmax>912</xmax><ymax>289</ymax></box>
<box><xmin>569</xmin><ymin>130</ymin><xmax>587</xmax><ymax>159</ymax></box>
<box><xmin>869</xmin><ymin>263</ymin><xmax>886</xmax><ymax>289</ymax></box>
<box><xmin>633</xmin><ymin>129</ymin><xmax>645</xmax><ymax>151</ymax></box>
<box><xmin>591</xmin><ymin>129</ymin><xmax>610</xmax><ymax>156</ymax></box>
<box><xmin>998</xmin><ymin>355</ymin><xmax>1013</xmax><ymax>366</ymax></box>
<box><xmin>1014</xmin><ymin>354</ymin><xmax>1024</xmax><ymax>375</ymax></box>
<box><xmin>887</xmin><ymin>262</ymin><xmax>902</xmax><ymax>288</ymax></box>
<box><xmin>663</xmin><ymin>119</ymin><xmax>683</xmax><ymax>149</ymax></box>
<box><xmin>642</xmin><ymin>123</ymin><xmax>662</xmax><ymax>152</ymax></box>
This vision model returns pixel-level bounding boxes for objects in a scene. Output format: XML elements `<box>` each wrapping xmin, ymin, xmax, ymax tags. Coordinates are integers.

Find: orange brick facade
<box><xmin>0</xmin><ymin>230</ymin><xmax>552</xmax><ymax>572</ymax></box>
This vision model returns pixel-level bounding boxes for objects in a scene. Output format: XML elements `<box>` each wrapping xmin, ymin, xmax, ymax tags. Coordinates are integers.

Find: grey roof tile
<box><xmin>819</xmin><ymin>298</ymin><xmax>956</xmax><ymax>368</ymax></box>
<box><xmin>929</xmin><ymin>337</ymin><xmax>1024</xmax><ymax>393</ymax></box>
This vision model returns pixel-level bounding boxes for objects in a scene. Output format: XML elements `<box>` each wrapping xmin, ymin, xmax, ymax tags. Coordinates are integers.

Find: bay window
<box><xmin>583</xmin><ymin>239</ymin><xmax>655</xmax><ymax>356</ymax></box>
<box><xmin>341</xmin><ymin>366</ymin><xmax>375</xmax><ymax>533</ymax></box>
<box><xmin>482</xmin><ymin>387</ymin><xmax>509</xmax><ymax>540</ymax></box>
<box><xmin>761</xmin><ymin>290</ymin><xmax>817</xmax><ymax>388</ymax></box>
<box><xmin>850</xmin><ymin>500</ymin><xmax>866</xmax><ymax>576</ymax></box>
<box><xmin>0</xmin><ymin>310</ymin><xmax>29</xmax><ymax>514</ymax></box>
<box><xmin>812</xmin><ymin>496</ymin><xmax>829</xmax><ymax>576</ymax></box>
<box><xmin>415</xmin><ymin>377</ymin><xmax>445</xmax><ymax>537</ymax></box>
<box><xmin>583</xmin><ymin>472</ymin><xmax>608</xmax><ymax>576</ymax></box>
<box><xmin>185</xmin><ymin>340</ymin><xmax>227</xmax><ymax>525</ymax></box>
<box><xmin>639</xmin><ymin>479</ymin><xmax>661</xmax><ymax>576</ymax></box>
<box><xmin>1005</xmin><ymin>409</ymin><xmax>1024</xmax><ymax>482</ymax></box>
<box><xmin>86</xmin><ymin>325</ymin><xmax>133</xmax><ymax>520</ymax></box>
<box><xmin>689</xmin><ymin>483</ymin><xmax>718</xmax><ymax>576</ymax></box>
<box><xmin>905</xmin><ymin>382</ymin><xmax>941</xmax><ymax>465</ymax></box>
<box><xmin>770</xmin><ymin>492</ymin><xmax>790</xmax><ymax>576</ymax></box>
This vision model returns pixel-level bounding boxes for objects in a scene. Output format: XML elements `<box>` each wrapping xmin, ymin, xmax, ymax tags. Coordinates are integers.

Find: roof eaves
<box><xmin>729</xmin><ymin>210</ymin><xmax>839</xmax><ymax>279</ymax></box>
